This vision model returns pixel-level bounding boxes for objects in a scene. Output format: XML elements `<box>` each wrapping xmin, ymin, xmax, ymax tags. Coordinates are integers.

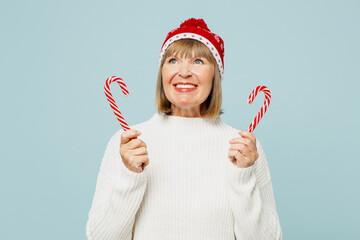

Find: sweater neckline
<box><xmin>150</xmin><ymin>112</ymin><xmax>224</xmax><ymax>130</ymax></box>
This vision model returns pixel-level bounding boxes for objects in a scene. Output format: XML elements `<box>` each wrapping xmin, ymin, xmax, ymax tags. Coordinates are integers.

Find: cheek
<box><xmin>204</xmin><ymin>82</ymin><xmax>213</xmax><ymax>98</ymax></box>
<box><xmin>161</xmin><ymin>69</ymin><xmax>172</xmax><ymax>96</ymax></box>
<box><xmin>162</xmin><ymin>77</ymin><xmax>170</xmax><ymax>95</ymax></box>
<box><xmin>161</xmin><ymin>68</ymin><xmax>169</xmax><ymax>83</ymax></box>
<box><xmin>162</xmin><ymin>66</ymin><xmax>176</xmax><ymax>85</ymax></box>
<box><xmin>203</xmin><ymin>71</ymin><xmax>215</xmax><ymax>92</ymax></box>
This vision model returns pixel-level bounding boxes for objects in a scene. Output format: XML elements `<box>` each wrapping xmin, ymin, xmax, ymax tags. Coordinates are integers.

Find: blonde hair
<box><xmin>155</xmin><ymin>39</ymin><xmax>223</xmax><ymax>119</ymax></box>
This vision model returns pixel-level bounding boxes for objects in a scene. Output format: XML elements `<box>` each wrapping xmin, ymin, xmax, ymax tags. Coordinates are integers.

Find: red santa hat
<box><xmin>159</xmin><ymin>18</ymin><xmax>225</xmax><ymax>80</ymax></box>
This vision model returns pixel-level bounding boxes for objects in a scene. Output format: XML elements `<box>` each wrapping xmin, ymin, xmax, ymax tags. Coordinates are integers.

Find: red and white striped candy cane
<box><xmin>104</xmin><ymin>76</ymin><xmax>130</xmax><ymax>131</ymax></box>
<box><xmin>247</xmin><ymin>85</ymin><xmax>271</xmax><ymax>133</ymax></box>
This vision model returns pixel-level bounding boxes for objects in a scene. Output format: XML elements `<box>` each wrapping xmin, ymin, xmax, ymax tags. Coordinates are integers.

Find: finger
<box><xmin>238</xmin><ymin>130</ymin><xmax>257</xmax><ymax>144</ymax></box>
<box><xmin>133</xmin><ymin>155</ymin><xmax>149</xmax><ymax>168</ymax></box>
<box><xmin>228</xmin><ymin>150</ymin><xmax>246</xmax><ymax>164</ymax></box>
<box><xmin>238</xmin><ymin>145</ymin><xmax>251</xmax><ymax>156</ymax></box>
<box><xmin>234</xmin><ymin>151</ymin><xmax>246</xmax><ymax>162</ymax></box>
<box><xmin>231</xmin><ymin>144</ymin><xmax>250</xmax><ymax>157</ymax></box>
<box><xmin>229</xmin><ymin>137</ymin><xmax>252</xmax><ymax>146</ymax></box>
<box><xmin>228</xmin><ymin>149</ymin><xmax>245</xmax><ymax>159</ymax></box>
<box><xmin>228</xmin><ymin>150</ymin><xmax>238</xmax><ymax>164</ymax></box>
<box><xmin>234</xmin><ymin>134</ymin><xmax>257</xmax><ymax>153</ymax></box>
<box><xmin>143</xmin><ymin>157</ymin><xmax>150</xmax><ymax>168</ymax></box>
<box><xmin>228</xmin><ymin>150</ymin><xmax>238</xmax><ymax>159</ymax></box>
<box><xmin>130</xmin><ymin>146</ymin><xmax>148</xmax><ymax>156</ymax></box>
<box><xmin>128</xmin><ymin>138</ymin><xmax>146</xmax><ymax>150</ymax></box>
<box><xmin>229</xmin><ymin>143</ymin><xmax>249</xmax><ymax>154</ymax></box>
<box><xmin>121</xmin><ymin>129</ymin><xmax>142</xmax><ymax>145</ymax></box>
<box><xmin>230</xmin><ymin>140</ymin><xmax>257</xmax><ymax>153</ymax></box>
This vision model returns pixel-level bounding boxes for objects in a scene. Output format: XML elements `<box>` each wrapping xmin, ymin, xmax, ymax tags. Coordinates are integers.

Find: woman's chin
<box><xmin>173</xmin><ymin>100</ymin><xmax>197</xmax><ymax>108</ymax></box>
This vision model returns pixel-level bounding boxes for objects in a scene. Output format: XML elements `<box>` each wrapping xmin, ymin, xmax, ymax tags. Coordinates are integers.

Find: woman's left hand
<box><xmin>228</xmin><ymin>130</ymin><xmax>259</xmax><ymax>168</ymax></box>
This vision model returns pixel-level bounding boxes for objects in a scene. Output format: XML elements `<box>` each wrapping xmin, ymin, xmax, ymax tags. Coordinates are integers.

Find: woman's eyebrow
<box><xmin>166</xmin><ymin>55</ymin><xmax>206</xmax><ymax>61</ymax></box>
<box><xmin>165</xmin><ymin>55</ymin><xmax>176</xmax><ymax>60</ymax></box>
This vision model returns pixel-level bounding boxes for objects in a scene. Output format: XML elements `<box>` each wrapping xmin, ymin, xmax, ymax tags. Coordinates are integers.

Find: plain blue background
<box><xmin>1</xmin><ymin>0</ymin><xmax>359</xmax><ymax>239</ymax></box>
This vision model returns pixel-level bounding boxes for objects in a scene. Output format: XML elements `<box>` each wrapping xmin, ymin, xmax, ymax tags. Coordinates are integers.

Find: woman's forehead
<box><xmin>168</xmin><ymin>49</ymin><xmax>195</xmax><ymax>57</ymax></box>
<box><xmin>167</xmin><ymin>49</ymin><xmax>209</xmax><ymax>59</ymax></box>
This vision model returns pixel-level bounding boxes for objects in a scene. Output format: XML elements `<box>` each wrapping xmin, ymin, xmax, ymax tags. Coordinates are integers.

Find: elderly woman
<box><xmin>86</xmin><ymin>18</ymin><xmax>282</xmax><ymax>240</ymax></box>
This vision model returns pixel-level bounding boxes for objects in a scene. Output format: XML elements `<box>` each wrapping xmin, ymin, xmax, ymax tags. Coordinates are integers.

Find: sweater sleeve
<box><xmin>225</xmin><ymin>139</ymin><xmax>282</xmax><ymax>240</ymax></box>
<box><xmin>86</xmin><ymin>130</ymin><xmax>148</xmax><ymax>240</ymax></box>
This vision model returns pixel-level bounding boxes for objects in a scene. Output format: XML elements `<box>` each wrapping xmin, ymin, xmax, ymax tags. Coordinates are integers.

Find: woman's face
<box><xmin>162</xmin><ymin>53</ymin><xmax>215</xmax><ymax>117</ymax></box>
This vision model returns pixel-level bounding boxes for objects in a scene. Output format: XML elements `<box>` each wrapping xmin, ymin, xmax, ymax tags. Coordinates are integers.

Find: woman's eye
<box><xmin>169</xmin><ymin>58</ymin><xmax>177</xmax><ymax>64</ymax></box>
<box><xmin>194</xmin><ymin>59</ymin><xmax>203</xmax><ymax>64</ymax></box>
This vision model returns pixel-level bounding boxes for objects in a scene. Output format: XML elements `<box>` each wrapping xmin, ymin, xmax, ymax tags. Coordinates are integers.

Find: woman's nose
<box><xmin>178</xmin><ymin>62</ymin><xmax>193</xmax><ymax>78</ymax></box>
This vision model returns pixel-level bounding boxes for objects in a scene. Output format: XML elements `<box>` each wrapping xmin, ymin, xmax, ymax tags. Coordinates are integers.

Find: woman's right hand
<box><xmin>120</xmin><ymin>129</ymin><xmax>149</xmax><ymax>173</ymax></box>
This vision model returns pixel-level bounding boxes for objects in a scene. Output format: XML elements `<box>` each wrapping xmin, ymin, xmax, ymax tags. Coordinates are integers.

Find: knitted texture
<box><xmin>86</xmin><ymin>113</ymin><xmax>282</xmax><ymax>239</ymax></box>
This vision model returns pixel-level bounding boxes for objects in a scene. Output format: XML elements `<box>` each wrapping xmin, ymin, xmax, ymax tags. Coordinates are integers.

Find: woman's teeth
<box><xmin>175</xmin><ymin>84</ymin><xmax>197</xmax><ymax>89</ymax></box>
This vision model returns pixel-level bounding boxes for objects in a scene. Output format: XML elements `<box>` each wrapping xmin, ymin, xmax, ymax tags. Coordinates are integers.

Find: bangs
<box><xmin>161</xmin><ymin>39</ymin><xmax>216</xmax><ymax>66</ymax></box>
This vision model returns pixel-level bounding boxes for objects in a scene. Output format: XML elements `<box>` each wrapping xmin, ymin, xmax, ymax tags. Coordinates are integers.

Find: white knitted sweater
<box><xmin>86</xmin><ymin>113</ymin><xmax>282</xmax><ymax>240</ymax></box>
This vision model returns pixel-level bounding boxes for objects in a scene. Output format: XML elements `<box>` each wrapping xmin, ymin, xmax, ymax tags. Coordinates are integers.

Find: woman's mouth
<box><xmin>173</xmin><ymin>83</ymin><xmax>198</xmax><ymax>92</ymax></box>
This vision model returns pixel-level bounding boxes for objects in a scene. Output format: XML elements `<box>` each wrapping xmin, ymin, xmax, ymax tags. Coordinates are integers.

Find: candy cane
<box><xmin>104</xmin><ymin>76</ymin><xmax>130</xmax><ymax>131</ymax></box>
<box><xmin>247</xmin><ymin>85</ymin><xmax>271</xmax><ymax>132</ymax></box>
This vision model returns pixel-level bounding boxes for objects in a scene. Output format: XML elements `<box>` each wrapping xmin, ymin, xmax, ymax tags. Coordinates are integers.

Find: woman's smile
<box><xmin>173</xmin><ymin>82</ymin><xmax>199</xmax><ymax>92</ymax></box>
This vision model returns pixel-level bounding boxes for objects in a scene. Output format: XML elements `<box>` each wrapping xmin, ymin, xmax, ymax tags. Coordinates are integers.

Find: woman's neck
<box><xmin>170</xmin><ymin>105</ymin><xmax>201</xmax><ymax>118</ymax></box>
